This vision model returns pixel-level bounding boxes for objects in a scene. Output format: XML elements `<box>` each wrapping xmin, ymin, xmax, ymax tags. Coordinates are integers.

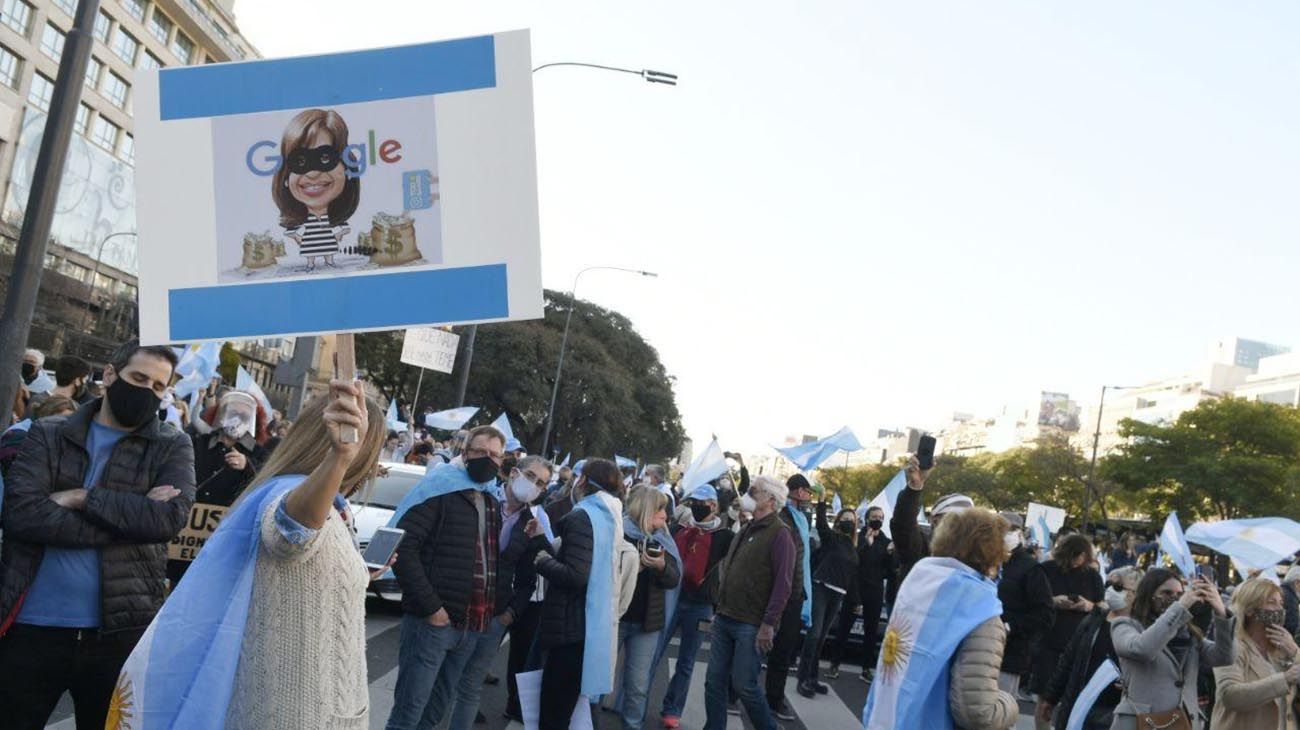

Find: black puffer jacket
<box><xmin>393</xmin><ymin>488</ymin><xmax>502</xmax><ymax>625</ymax></box>
<box><xmin>998</xmin><ymin>546</ymin><xmax>1054</xmax><ymax>675</ymax></box>
<box><xmin>537</xmin><ymin>507</ymin><xmax>594</xmax><ymax>649</ymax></box>
<box><xmin>0</xmin><ymin>400</ymin><xmax>196</xmax><ymax>635</ymax></box>
<box><xmin>812</xmin><ymin>501</ymin><xmax>858</xmax><ymax>593</ymax></box>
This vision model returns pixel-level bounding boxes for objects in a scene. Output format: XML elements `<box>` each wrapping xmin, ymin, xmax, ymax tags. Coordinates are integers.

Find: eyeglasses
<box><xmin>465</xmin><ymin>446</ymin><xmax>503</xmax><ymax>462</ymax></box>
<box><xmin>522</xmin><ymin>469</ymin><xmax>548</xmax><ymax>489</ymax></box>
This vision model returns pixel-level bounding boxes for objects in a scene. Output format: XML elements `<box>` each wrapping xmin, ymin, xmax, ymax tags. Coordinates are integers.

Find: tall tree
<box><xmin>354</xmin><ymin>290</ymin><xmax>685</xmax><ymax>462</ymax></box>
<box><xmin>1101</xmin><ymin>397</ymin><xmax>1300</xmax><ymax>521</ymax></box>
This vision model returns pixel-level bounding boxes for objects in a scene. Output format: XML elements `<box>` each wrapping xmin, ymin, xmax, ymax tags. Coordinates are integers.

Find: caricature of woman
<box><xmin>272</xmin><ymin>109</ymin><xmax>360</xmax><ymax>271</ymax></box>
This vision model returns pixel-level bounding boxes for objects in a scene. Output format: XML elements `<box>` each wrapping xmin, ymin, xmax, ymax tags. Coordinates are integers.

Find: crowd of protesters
<box><xmin>6</xmin><ymin>342</ymin><xmax>1300</xmax><ymax>730</ymax></box>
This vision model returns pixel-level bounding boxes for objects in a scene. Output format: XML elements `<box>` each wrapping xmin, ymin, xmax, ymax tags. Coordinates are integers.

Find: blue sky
<box><xmin>239</xmin><ymin>1</ymin><xmax>1300</xmax><ymax>452</ymax></box>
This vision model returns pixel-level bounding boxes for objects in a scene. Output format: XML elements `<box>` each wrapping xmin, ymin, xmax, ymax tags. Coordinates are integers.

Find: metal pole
<box><xmin>0</xmin><ymin>0</ymin><xmax>100</xmax><ymax>418</ymax></box>
<box><xmin>540</xmin><ymin>290</ymin><xmax>580</xmax><ymax>457</ymax></box>
<box><xmin>73</xmin><ymin>231</ymin><xmax>136</xmax><ymax>352</ymax></box>
<box><xmin>452</xmin><ymin>324</ymin><xmax>476</xmax><ymax>408</ymax></box>
<box><xmin>1082</xmin><ymin>385</ymin><xmax>1109</xmax><ymax>534</ymax></box>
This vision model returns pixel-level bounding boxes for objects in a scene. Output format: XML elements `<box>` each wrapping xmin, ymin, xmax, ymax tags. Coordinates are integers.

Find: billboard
<box><xmin>133</xmin><ymin>31</ymin><xmax>542</xmax><ymax>344</ymax></box>
<box><xmin>1038</xmin><ymin>391</ymin><xmax>1081</xmax><ymax>432</ymax></box>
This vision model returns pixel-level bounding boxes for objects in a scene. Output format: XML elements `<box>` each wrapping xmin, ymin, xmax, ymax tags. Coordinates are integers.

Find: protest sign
<box><xmin>400</xmin><ymin>327</ymin><xmax>460</xmax><ymax>374</ymax></box>
<box><xmin>134</xmin><ymin>31</ymin><xmax>542</xmax><ymax>344</ymax></box>
<box><xmin>168</xmin><ymin>502</ymin><xmax>227</xmax><ymax>563</ymax></box>
<box><xmin>1026</xmin><ymin>501</ymin><xmax>1067</xmax><ymax>552</ymax></box>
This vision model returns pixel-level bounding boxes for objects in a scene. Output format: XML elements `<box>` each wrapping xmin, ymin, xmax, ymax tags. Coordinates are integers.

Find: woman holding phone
<box><xmin>616</xmin><ymin>486</ymin><xmax>681</xmax><ymax>730</ymax></box>
<box><xmin>1108</xmin><ymin>568</ymin><xmax>1234</xmax><ymax>730</ymax></box>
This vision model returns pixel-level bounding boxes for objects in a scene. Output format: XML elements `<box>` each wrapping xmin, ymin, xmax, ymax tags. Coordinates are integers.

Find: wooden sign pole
<box><xmin>335</xmin><ymin>333</ymin><xmax>359</xmax><ymax>444</ymax></box>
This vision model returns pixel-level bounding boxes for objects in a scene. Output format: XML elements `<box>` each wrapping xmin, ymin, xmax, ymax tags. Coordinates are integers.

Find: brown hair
<box><xmin>248</xmin><ymin>392</ymin><xmax>385</xmax><ymax>498</ymax></box>
<box><xmin>465</xmin><ymin>425</ymin><xmax>506</xmax><ymax>451</ymax></box>
<box><xmin>33</xmin><ymin>395</ymin><xmax>77</xmax><ymax>418</ymax></box>
<box><xmin>1051</xmin><ymin>533</ymin><xmax>1095</xmax><ymax>570</ymax></box>
<box><xmin>272</xmin><ymin>108</ymin><xmax>361</xmax><ymax>229</ymax></box>
<box><xmin>930</xmin><ymin>507</ymin><xmax>1010</xmax><ymax>576</ymax></box>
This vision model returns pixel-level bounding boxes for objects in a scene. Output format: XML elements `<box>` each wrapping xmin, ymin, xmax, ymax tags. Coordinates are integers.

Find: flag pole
<box><xmin>409</xmin><ymin>367</ymin><xmax>426</xmax><ymax>424</ymax></box>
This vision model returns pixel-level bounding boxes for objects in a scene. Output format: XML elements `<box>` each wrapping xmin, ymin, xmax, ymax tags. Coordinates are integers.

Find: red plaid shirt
<box><xmin>462</xmin><ymin>491</ymin><xmax>499</xmax><ymax>632</ymax></box>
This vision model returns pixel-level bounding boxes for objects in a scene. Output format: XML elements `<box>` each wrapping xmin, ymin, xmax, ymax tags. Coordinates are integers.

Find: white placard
<box><xmin>133</xmin><ymin>31</ymin><xmax>542</xmax><ymax>344</ymax></box>
<box><xmin>400</xmin><ymin>327</ymin><xmax>460</xmax><ymax>373</ymax></box>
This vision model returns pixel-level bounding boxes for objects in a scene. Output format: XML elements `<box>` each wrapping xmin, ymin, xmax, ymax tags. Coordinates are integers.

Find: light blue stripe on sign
<box><xmin>159</xmin><ymin>35</ymin><xmax>497</xmax><ymax>120</ymax></box>
<box><xmin>168</xmin><ymin>265</ymin><xmax>509</xmax><ymax>341</ymax></box>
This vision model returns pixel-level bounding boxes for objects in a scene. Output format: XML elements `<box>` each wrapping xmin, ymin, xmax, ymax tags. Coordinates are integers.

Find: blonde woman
<box><xmin>1210</xmin><ymin>578</ymin><xmax>1300</xmax><ymax>730</ymax></box>
<box><xmin>617</xmin><ymin>486</ymin><xmax>682</xmax><ymax>730</ymax></box>
<box><xmin>113</xmin><ymin>380</ymin><xmax>386</xmax><ymax>730</ymax></box>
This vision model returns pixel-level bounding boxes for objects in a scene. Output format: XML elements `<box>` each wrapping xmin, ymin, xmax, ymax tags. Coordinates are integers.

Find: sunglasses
<box><xmin>286</xmin><ymin>145</ymin><xmax>354</xmax><ymax>175</ymax></box>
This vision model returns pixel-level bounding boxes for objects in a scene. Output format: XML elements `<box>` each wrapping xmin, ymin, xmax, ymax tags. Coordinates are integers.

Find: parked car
<box><xmin>350</xmin><ymin>461</ymin><xmax>426</xmax><ymax>602</ymax></box>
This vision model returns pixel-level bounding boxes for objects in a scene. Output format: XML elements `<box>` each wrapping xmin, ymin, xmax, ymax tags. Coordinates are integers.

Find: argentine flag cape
<box><xmin>388</xmin><ymin>461</ymin><xmax>497</xmax><ymax>527</ymax></box>
<box><xmin>113</xmin><ymin>474</ymin><xmax>307</xmax><ymax>730</ymax></box>
<box><xmin>574</xmin><ymin>491</ymin><xmax>623</xmax><ymax>698</ymax></box>
<box><xmin>862</xmin><ymin>557</ymin><xmax>1003</xmax><ymax>730</ymax></box>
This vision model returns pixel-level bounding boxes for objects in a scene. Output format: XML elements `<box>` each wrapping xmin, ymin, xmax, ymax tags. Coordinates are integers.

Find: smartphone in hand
<box><xmin>363</xmin><ymin>527</ymin><xmax>405</xmax><ymax>571</ymax></box>
<box><xmin>916</xmin><ymin>435</ymin><xmax>937</xmax><ymax>471</ymax></box>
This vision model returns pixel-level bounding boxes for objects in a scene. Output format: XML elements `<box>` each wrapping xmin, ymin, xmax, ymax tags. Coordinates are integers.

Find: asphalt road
<box><xmin>43</xmin><ymin>598</ymin><xmax>1039</xmax><ymax>729</ymax></box>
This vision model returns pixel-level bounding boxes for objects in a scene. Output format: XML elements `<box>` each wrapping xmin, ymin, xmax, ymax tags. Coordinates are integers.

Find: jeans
<box><xmin>797</xmin><ymin>583</ymin><xmax>843</xmax><ymax>685</ymax></box>
<box><xmin>704</xmin><ymin>615</ymin><xmax>774</xmax><ymax>730</ymax></box>
<box><xmin>617</xmin><ymin>622</ymin><xmax>661</xmax><ymax>730</ymax></box>
<box><xmin>0</xmin><ymin>624</ymin><xmax>143</xmax><ymax>730</ymax></box>
<box><xmin>659</xmin><ymin>599</ymin><xmax>714</xmax><ymax>718</ymax></box>
<box><xmin>384</xmin><ymin>615</ymin><xmax>478</xmax><ymax>730</ymax></box>
<box><xmin>423</xmin><ymin>617</ymin><xmax>508</xmax><ymax>730</ymax></box>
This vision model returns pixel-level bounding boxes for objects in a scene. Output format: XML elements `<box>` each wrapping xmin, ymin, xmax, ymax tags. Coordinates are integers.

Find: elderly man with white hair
<box><xmin>703</xmin><ymin>475</ymin><xmax>795</xmax><ymax>730</ymax></box>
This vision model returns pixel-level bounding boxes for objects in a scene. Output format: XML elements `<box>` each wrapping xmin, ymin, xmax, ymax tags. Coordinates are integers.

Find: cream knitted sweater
<box><xmin>225</xmin><ymin>494</ymin><xmax>370</xmax><ymax>730</ymax></box>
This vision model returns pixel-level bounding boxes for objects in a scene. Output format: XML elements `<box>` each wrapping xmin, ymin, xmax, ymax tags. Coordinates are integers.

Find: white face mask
<box><xmin>739</xmin><ymin>494</ymin><xmax>758</xmax><ymax>514</ymax></box>
<box><xmin>1104</xmin><ymin>586</ymin><xmax>1129</xmax><ymax>612</ymax></box>
<box><xmin>1004</xmin><ymin>530</ymin><xmax>1022</xmax><ymax>552</ymax></box>
<box><xmin>510</xmin><ymin>472</ymin><xmax>538</xmax><ymax>504</ymax></box>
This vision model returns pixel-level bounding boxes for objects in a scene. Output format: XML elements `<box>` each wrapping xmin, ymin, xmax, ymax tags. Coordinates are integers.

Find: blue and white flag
<box><xmin>1158</xmin><ymin>511</ymin><xmax>1195</xmax><ymax>576</ymax></box>
<box><xmin>860</xmin><ymin>470</ymin><xmax>907</xmax><ymax>539</ymax></box>
<box><xmin>774</xmin><ymin>426</ymin><xmax>863</xmax><ymax>472</ymax></box>
<box><xmin>1066</xmin><ymin>659</ymin><xmax>1119</xmax><ymax>730</ymax></box>
<box><xmin>490</xmin><ymin>412</ymin><xmax>522</xmax><ymax>451</ymax></box>
<box><xmin>787</xmin><ymin>504</ymin><xmax>813</xmax><ymax>627</ymax></box>
<box><xmin>575</xmin><ymin>491</ymin><xmax>621</xmax><ymax>697</ymax></box>
<box><xmin>680</xmin><ymin>438</ymin><xmax>728</xmax><ymax>493</ymax></box>
<box><xmin>172</xmin><ymin>341</ymin><xmax>222</xmax><ymax>399</ymax></box>
<box><xmin>560</xmin><ymin>453</ymin><xmax>572</xmax><ymax>468</ymax></box>
<box><xmin>389</xmin><ymin>461</ymin><xmax>497</xmax><ymax>527</ymax></box>
<box><xmin>863</xmin><ymin>557</ymin><xmax>1003</xmax><ymax>730</ymax></box>
<box><xmin>425</xmin><ymin>406</ymin><xmax>479</xmax><ymax>430</ymax></box>
<box><xmin>615</xmin><ymin>454</ymin><xmax>637</xmax><ymax>470</ymax></box>
<box><xmin>1186</xmin><ymin>517</ymin><xmax>1300</xmax><ymax>570</ymax></box>
<box><xmin>385</xmin><ymin>399</ymin><xmax>407</xmax><ymax>433</ymax></box>
<box><xmin>114</xmin><ymin>474</ymin><xmax>305</xmax><ymax>730</ymax></box>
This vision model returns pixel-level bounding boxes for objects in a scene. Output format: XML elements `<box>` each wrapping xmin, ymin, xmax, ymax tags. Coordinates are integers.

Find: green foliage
<box><xmin>818</xmin><ymin>463</ymin><xmax>903</xmax><ymax>506</ymax></box>
<box><xmin>217</xmin><ymin>342</ymin><xmax>240</xmax><ymax>385</ymax></box>
<box><xmin>354</xmin><ymin>290</ymin><xmax>684</xmax><ymax>462</ymax></box>
<box><xmin>1101</xmin><ymin>397</ymin><xmax>1300</xmax><ymax>521</ymax></box>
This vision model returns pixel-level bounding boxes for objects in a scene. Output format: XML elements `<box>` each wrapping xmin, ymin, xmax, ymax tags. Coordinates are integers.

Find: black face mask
<box><xmin>868</xmin><ymin>519</ymin><xmax>884</xmax><ymax>531</ymax></box>
<box><xmin>465</xmin><ymin>456</ymin><xmax>499</xmax><ymax>484</ymax></box>
<box><xmin>689</xmin><ymin>502</ymin><xmax>712</xmax><ymax>522</ymax></box>
<box><xmin>836</xmin><ymin>521</ymin><xmax>855</xmax><ymax>536</ymax></box>
<box><xmin>20</xmin><ymin>363</ymin><xmax>36</xmax><ymax>384</ymax></box>
<box><xmin>106</xmin><ymin>377</ymin><xmax>161</xmax><ymax>429</ymax></box>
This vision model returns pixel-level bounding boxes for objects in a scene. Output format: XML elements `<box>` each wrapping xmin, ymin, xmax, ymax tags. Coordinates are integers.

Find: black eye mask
<box><xmin>286</xmin><ymin>145</ymin><xmax>348</xmax><ymax>175</ymax></box>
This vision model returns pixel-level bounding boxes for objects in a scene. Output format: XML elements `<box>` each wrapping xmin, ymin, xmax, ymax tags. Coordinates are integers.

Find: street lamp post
<box><xmin>540</xmin><ymin>266</ymin><xmax>657</xmax><ymax>457</ymax></box>
<box><xmin>450</xmin><ymin>60</ymin><xmax>676</xmax><ymax>408</ymax></box>
<box><xmin>73</xmin><ymin>231</ymin><xmax>137</xmax><ymax>352</ymax></box>
<box><xmin>1082</xmin><ymin>384</ymin><xmax>1136</xmax><ymax>533</ymax></box>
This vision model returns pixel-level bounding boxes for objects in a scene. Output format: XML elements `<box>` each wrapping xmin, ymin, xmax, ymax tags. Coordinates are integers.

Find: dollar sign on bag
<box><xmin>250</xmin><ymin>244</ymin><xmax>264</xmax><ymax>263</ymax></box>
<box><xmin>385</xmin><ymin>228</ymin><xmax>402</xmax><ymax>256</ymax></box>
